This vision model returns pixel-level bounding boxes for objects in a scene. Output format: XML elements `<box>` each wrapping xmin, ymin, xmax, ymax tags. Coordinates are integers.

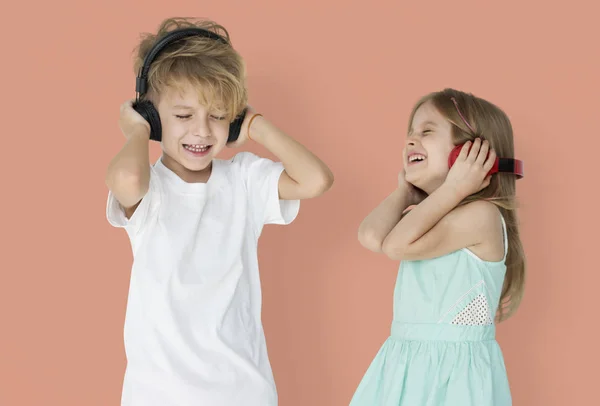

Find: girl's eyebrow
<box><xmin>409</xmin><ymin>121</ymin><xmax>438</xmax><ymax>135</ymax></box>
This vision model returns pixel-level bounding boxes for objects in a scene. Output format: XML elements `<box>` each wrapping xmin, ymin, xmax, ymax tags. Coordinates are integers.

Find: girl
<box><xmin>350</xmin><ymin>88</ymin><xmax>525</xmax><ymax>406</ymax></box>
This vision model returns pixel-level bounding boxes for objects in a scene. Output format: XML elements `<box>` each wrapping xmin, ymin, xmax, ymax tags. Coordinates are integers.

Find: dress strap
<box><xmin>500</xmin><ymin>214</ymin><xmax>508</xmax><ymax>261</ymax></box>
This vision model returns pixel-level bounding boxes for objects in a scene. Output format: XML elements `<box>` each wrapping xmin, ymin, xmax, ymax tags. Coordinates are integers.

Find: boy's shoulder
<box><xmin>226</xmin><ymin>151</ymin><xmax>271</xmax><ymax>165</ymax></box>
<box><xmin>216</xmin><ymin>151</ymin><xmax>280</xmax><ymax>175</ymax></box>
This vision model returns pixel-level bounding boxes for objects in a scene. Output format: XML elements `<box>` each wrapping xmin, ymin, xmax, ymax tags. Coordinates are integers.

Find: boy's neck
<box><xmin>160</xmin><ymin>154</ymin><xmax>213</xmax><ymax>184</ymax></box>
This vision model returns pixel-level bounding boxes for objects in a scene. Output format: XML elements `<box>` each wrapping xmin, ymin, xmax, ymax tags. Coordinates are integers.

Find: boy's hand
<box><xmin>119</xmin><ymin>99</ymin><xmax>151</xmax><ymax>139</ymax></box>
<box><xmin>226</xmin><ymin>105</ymin><xmax>259</xmax><ymax>149</ymax></box>
<box><xmin>444</xmin><ymin>138</ymin><xmax>495</xmax><ymax>198</ymax></box>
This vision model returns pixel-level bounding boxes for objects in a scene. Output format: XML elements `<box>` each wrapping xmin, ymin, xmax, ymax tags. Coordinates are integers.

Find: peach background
<box><xmin>2</xmin><ymin>0</ymin><xmax>598</xmax><ymax>405</ymax></box>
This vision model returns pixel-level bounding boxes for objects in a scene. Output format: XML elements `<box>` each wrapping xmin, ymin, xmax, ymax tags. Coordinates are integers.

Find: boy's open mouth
<box><xmin>183</xmin><ymin>144</ymin><xmax>212</xmax><ymax>156</ymax></box>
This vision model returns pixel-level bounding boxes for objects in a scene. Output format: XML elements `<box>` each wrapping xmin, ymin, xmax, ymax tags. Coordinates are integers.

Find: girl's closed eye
<box><xmin>175</xmin><ymin>114</ymin><xmax>191</xmax><ymax>120</ymax></box>
<box><xmin>210</xmin><ymin>115</ymin><xmax>226</xmax><ymax>121</ymax></box>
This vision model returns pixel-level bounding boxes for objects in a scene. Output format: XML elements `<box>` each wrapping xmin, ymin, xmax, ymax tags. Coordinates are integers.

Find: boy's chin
<box><xmin>179</xmin><ymin>144</ymin><xmax>221</xmax><ymax>164</ymax></box>
<box><xmin>162</xmin><ymin>150</ymin><xmax>211</xmax><ymax>173</ymax></box>
<box><xmin>179</xmin><ymin>156</ymin><xmax>214</xmax><ymax>172</ymax></box>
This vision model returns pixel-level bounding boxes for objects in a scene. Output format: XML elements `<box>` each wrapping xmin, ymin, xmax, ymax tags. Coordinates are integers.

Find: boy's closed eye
<box><xmin>174</xmin><ymin>114</ymin><xmax>226</xmax><ymax>121</ymax></box>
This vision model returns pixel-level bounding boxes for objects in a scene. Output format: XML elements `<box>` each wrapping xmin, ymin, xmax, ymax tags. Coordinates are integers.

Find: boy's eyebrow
<box><xmin>171</xmin><ymin>104</ymin><xmax>227</xmax><ymax>112</ymax></box>
<box><xmin>409</xmin><ymin>120</ymin><xmax>438</xmax><ymax>135</ymax></box>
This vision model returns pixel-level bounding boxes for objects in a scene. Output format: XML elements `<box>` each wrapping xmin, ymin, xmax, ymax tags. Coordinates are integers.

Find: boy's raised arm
<box><xmin>105</xmin><ymin>100</ymin><xmax>152</xmax><ymax>217</ymax></box>
<box><xmin>244</xmin><ymin>113</ymin><xmax>334</xmax><ymax>201</ymax></box>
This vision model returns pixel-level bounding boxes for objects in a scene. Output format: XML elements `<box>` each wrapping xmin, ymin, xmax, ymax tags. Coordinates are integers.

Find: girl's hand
<box><xmin>444</xmin><ymin>138</ymin><xmax>496</xmax><ymax>198</ymax></box>
<box><xmin>398</xmin><ymin>169</ymin><xmax>428</xmax><ymax>206</ymax></box>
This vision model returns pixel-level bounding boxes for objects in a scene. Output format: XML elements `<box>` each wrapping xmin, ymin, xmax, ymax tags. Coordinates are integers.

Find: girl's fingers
<box><xmin>483</xmin><ymin>148</ymin><xmax>497</xmax><ymax>171</ymax></box>
<box><xmin>467</xmin><ymin>138</ymin><xmax>481</xmax><ymax>163</ymax></box>
<box><xmin>476</xmin><ymin>139</ymin><xmax>489</xmax><ymax>166</ymax></box>
<box><xmin>458</xmin><ymin>141</ymin><xmax>472</xmax><ymax>160</ymax></box>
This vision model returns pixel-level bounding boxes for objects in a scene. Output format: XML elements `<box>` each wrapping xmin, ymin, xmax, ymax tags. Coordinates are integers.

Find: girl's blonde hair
<box><xmin>408</xmin><ymin>88</ymin><xmax>526</xmax><ymax>322</ymax></box>
<box><xmin>132</xmin><ymin>17</ymin><xmax>247</xmax><ymax>122</ymax></box>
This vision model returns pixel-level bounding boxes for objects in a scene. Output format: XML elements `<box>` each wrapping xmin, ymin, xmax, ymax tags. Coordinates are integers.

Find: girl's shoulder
<box><xmin>457</xmin><ymin>200</ymin><xmax>506</xmax><ymax>263</ymax></box>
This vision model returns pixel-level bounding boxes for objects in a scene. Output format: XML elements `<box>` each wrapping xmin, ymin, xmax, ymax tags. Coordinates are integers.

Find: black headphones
<box><xmin>132</xmin><ymin>27</ymin><xmax>247</xmax><ymax>143</ymax></box>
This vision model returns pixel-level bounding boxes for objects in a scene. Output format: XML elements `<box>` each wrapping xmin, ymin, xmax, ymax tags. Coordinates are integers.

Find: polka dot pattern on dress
<box><xmin>451</xmin><ymin>294</ymin><xmax>494</xmax><ymax>326</ymax></box>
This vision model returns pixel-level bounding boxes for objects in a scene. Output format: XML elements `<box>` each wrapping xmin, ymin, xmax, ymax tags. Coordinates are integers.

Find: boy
<box><xmin>105</xmin><ymin>17</ymin><xmax>334</xmax><ymax>406</ymax></box>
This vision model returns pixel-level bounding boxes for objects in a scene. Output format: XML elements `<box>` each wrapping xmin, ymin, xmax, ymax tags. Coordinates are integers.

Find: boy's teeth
<box><xmin>184</xmin><ymin>144</ymin><xmax>209</xmax><ymax>152</ymax></box>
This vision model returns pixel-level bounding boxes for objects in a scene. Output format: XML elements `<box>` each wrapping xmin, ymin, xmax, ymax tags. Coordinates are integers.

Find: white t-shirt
<box><xmin>106</xmin><ymin>151</ymin><xmax>300</xmax><ymax>406</ymax></box>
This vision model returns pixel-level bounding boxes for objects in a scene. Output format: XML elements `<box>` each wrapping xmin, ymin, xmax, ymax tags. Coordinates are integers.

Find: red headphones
<box><xmin>448</xmin><ymin>144</ymin><xmax>524</xmax><ymax>179</ymax></box>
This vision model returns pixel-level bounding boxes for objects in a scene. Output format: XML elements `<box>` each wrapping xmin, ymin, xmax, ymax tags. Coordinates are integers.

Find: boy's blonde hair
<box><xmin>132</xmin><ymin>17</ymin><xmax>247</xmax><ymax>122</ymax></box>
<box><xmin>408</xmin><ymin>88</ymin><xmax>526</xmax><ymax>322</ymax></box>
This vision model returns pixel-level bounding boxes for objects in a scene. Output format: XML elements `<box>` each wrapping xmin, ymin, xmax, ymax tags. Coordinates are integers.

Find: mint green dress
<box><xmin>350</xmin><ymin>215</ymin><xmax>512</xmax><ymax>406</ymax></box>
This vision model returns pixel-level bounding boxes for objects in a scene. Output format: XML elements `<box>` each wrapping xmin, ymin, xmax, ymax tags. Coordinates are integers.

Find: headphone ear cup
<box><xmin>228</xmin><ymin>108</ymin><xmax>247</xmax><ymax>143</ymax></box>
<box><xmin>132</xmin><ymin>100</ymin><xmax>162</xmax><ymax>142</ymax></box>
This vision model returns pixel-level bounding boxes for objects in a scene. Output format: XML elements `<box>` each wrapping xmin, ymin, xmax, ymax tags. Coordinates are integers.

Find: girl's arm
<box><xmin>358</xmin><ymin>187</ymin><xmax>413</xmax><ymax>253</ymax></box>
<box><xmin>381</xmin><ymin>187</ymin><xmax>500</xmax><ymax>261</ymax></box>
<box><xmin>382</xmin><ymin>138</ymin><xmax>500</xmax><ymax>261</ymax></box>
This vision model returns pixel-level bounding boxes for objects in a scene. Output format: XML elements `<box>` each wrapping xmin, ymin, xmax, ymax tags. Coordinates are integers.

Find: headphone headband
<box><xmin>496</xmin><ymin>157</ymin><xmax>524</xmax><ymax>179</ymax></box>
<box><xmin>135</xmin><ymin>27</ymin><xmax>229</xmax><ymax>95</ymax></box>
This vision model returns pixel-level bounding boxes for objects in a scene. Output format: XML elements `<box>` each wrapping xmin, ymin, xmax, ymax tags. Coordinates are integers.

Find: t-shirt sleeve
<box><xmin>237</xmin><ymin>151</ymin><xmax>300</xmax><ymax>227</ymax></box>
<box><xmin>106</xmin><ymin>167</ymin><xmax>161</xmax><ymax>238</ymax></box>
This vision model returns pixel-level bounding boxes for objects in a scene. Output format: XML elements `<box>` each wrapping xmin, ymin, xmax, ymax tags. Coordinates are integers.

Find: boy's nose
<box><xmin>191</xmin><ymin>121</ymin><xmax>211</xmax><ymax>138</ymax></box>
<box><xmin>194</xmin><ymin>130</ymin><xmax>211</xmax><ymax>138</ymax></box>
